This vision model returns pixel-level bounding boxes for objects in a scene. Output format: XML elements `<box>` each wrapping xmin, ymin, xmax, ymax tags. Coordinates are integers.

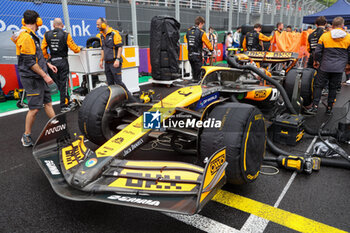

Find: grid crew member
<box><xmin>307</xmin><ymin>17</ymin><xmax>350</xmax><ymax>115</ymax></box>
<box><xmin>185</xmin><ymin>16</ymin><xmax>213</xmax><ymax>81</ymax></box>
<box><xmin>242</xmin><ymin>23</ymin><xmax>272</xmax><ymax>51</ymax></box>
<box><xmin>42</xmin><ymin>18</ymin><xmax>81</xmax><ymax>112</ymax></box>
<box><xmin>97</xmin><ymin>18</ymin><xmax>130</xmax><ymax>90</ymax></box>
<box><xmin>11</xmin><ymin>10</ymin><xmax>57</xmax><ymax>147</ymax></box>
<box><xmin>307</xmin><ymin>16</ymin><xmax>327</xmax><ymax>69</ymax></box>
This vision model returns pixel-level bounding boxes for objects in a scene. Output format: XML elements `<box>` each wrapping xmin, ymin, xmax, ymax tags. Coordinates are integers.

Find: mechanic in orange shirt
<box><xmin>11</xmin><ymin>10</ymin><xmax>57</xmax><ymax>147</ymax></box>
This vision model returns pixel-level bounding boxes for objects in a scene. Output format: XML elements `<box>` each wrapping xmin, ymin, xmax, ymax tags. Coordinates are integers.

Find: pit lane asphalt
<box><xmin>0</xmin><ymin>83</ymin><xmax>349</xmax><ymax>233</ymax></box>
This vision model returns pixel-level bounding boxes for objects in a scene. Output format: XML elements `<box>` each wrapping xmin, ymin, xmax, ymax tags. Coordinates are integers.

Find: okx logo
<box><xmin>143</xmin><ymin>110</ymin><xmax>161</xmax><ymax>129</ymax></box>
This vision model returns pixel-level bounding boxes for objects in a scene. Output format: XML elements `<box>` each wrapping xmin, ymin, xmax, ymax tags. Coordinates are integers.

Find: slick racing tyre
<box><xmin>78</xmin><ymin>85</ymin><xmax>127</xmax><ymax>145</ymax></box>
<box><xmin>284</xmin><ymin>68</ymin><xmax>316</xmax><ymax>106</ymax></box>
<box><xmin>199</xmin><ymin>102</ymin><xmax>266</xmax><ymax>185</ymax></box>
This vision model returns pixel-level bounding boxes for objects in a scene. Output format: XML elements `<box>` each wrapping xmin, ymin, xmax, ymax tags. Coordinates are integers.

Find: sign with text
<box><xmin>0</xmin><ymin>0</ymin><xmax>105</xmax><ymax>46</ymax></box>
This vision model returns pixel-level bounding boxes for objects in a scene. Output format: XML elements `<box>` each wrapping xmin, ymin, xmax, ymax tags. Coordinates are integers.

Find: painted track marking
<box><xmin>213</xmin><ymin>190</ymin><xmax>347</xmax><ymax>233</ymax></box>
<box><xmin>238</xmin><ymin>136</ymin><xmax>318</xmax><ymax>232</ymax></box>
<box><xmin>165</xmin><ymin>213</ymin><xmax>240</xmax><ymax>233</ymax></box>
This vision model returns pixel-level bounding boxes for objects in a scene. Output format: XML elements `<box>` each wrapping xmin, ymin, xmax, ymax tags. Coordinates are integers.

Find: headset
<box><xmin>99</xmin><ymin>17</ymin><xmax>107</xmax><ymax>30</ymax></box>
<box><xmin>22</xmin><ymin>17</ymin><xmax>43</xmax><ymax>27</ymax></box>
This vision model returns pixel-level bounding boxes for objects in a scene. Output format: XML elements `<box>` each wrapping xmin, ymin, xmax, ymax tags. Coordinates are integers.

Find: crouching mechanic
<box><xmin>42</xmin><ymin>18</ymin><xmax>81</xmax><ymax>112</ymax></box>
<box><xmin>307</xmin><ymin>17</ymin><xmax>350</xmax><ymax>115</ymax></box>
<box><xmin>11</xmin><ymin>10</ymin><xmax>58</xmax><ymax>147</ymax></box>
<box><xmin>185</xmin><ymin>16</ymin><xmax>213</xmax><ymax>81</ymax></box>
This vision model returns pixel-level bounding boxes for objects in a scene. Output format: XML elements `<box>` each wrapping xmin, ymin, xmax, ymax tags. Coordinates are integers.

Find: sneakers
<box><xmin>321</xmin><ymin>88</ymin><xmax>329</xmax><ymax>96</ymax></box>
<box><xmin>326</xmin><ymin>105</ymin><xmax>333</xmax><ymax>115</ymax></box>
<box><xmin>305</xmin><ymin>105</ymin><xmax>318</xmax><ymax>115</ymax></box>
<box><xmin>336</xmin><ymin>87</ymin><xmax>342</xmax><ymax>94</ymax></box>
<box><xmin>21</xmin><ymin>134</ymin><xmax>33</xmax><ymax>147</ymax></box>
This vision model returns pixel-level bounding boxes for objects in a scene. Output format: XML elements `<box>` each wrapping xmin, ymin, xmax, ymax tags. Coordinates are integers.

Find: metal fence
<box><xmin>0</xmin><ymin>0</ymin><xmax>326</xmax><ymax>47</ymax></box>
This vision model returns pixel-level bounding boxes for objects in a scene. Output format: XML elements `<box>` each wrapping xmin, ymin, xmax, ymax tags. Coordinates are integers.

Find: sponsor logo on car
<box><xmin>196</xmin><ymin>92</ymin><xmax>219</xmax><ymax>110</ymax></box>
<box><xmin>124</xmin><ymin>173</ymin><xmax>183</xmax><ymax>190</ymax></box>
<box><xmin>209</xmin><ymin>154</ymin><xmax>225</xmax><ymax>175</ymax></box>
<box><xmin>107</xmin><ymin>195</ymin><xmax>160</xmax><ymax>206</ymax></box>
<box><xmin>45</xmin><ymin>123</ymin><xmax>67</xmax><ymax>136</ymax></box>
<box><xmin>85</xmin><ymin>158</ymin><xmax>98</xmax><ymax>168</ymax></box>
<box><xmin>123</xmin><ymin>139</ymin><xmax>144</xmax><ymax>156</ymax></box>
<box><xmin>133</xmin><ymin>123</ymin><xmax>141</xmax><ymax>128</ymax></box>
<box><xmin>124</xmin><ymin>130</ymin><xmax>135</xmax><ymax>135</ymax></box>
<box><xmin>44</xmin><ymin>160</ymin><xmax>60</xmax><ymax>175</ymax></box>
<box><xmin>113</xmin><ymin>137</ymin><xmax>124</xmax><ymax>144</ymax></box>
<box><xmin>177</xmin><ymin>90</ymin><xmax>192</xmax><ymax>97</ymax></box>
<box><xmin>254</xmin><ymin>90</ymin><xmax>267</xmax><ymax>98</ymax></box>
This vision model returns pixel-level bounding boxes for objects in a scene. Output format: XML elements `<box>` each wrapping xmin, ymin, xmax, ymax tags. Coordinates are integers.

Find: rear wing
<box><xmin>245</xmin><ymin>51</ymin><xmax>299</xmax><ymax>63</ymax></box>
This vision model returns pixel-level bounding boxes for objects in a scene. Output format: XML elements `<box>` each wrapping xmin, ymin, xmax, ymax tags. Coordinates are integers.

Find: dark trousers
<box><xmin>307</xmin><ymin>54</ymin><xmax>314</xmax><ymax>69</ymax></box>
<box><xmin>104</xmin><ymin>62</ymin><xmax>136</xmax><ymax>102</ymax></box>
<box><xmin>313</xmin><ymin>70</ymin><xmax>343</xmax><ymax>106</ymax></box>
<box><xmin>49</xmin><ymin>58</ymin><xmax>70</xmax><ymax>108</ymax></box>
<box><xmin>105</xmin><ymin>62</ymin><xmax>128</xmax><ymax>88</ymax></box>
<box><xmin>189</xmin><ymin>55</ymin><xmax>202</xmax><ymax>81</ymax></box>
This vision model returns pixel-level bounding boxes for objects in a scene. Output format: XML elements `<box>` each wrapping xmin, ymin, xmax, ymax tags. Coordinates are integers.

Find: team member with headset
<box><xmin>185</xmin><ymin>16</ymin><xmax>213</xmax><ymax>81</ymax></box>
<box><xmin>96</xmin><ymin>17</ymin><xmax>132</xmax><ymax>94</ymax></box>
<box><xmin>42</xmin><ymin>18</ymin><xmax>81</xmax><ymax>112</ymax></box>
<box><xmin>11</xmin><ymin>10</ymin><xmax>57</xmax><ymax>147</ymax></box>
<box><xmin>242</xmin><ymin>23</ymin><xmax>272</xmax><ymax>51</ymax></box>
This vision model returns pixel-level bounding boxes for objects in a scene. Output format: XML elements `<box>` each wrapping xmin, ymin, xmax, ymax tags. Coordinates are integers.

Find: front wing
<box><xmin>33</xmin><ymin>114</ymin><xmax>227</xmax><ymax>215</ymax></box>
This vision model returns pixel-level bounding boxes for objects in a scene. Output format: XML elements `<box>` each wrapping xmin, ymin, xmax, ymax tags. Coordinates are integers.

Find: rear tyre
<box><xmin>78</xmin><ymin>85</ymin><xmax>127</xmax><ymax>145</ymax></box>
<box><xmin>284</xmin><ymin>68</ymin><xmax>316</xmax><ymax>106</ymax></box>
<box><xmin>199</xmin><ymin>102</ymin><xmax>266</xmax><ymax>185</ymax></box>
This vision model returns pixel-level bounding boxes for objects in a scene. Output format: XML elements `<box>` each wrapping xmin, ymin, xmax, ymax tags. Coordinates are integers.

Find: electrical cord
<box><xmin>302</xmin><ymin>100</ymin><xmax>350</xmax><ymax>137</ymax></box>
<box><xmin>260</xmin><ymin>165</ymin><xmax>279</xmax><ymax>175</ymax></box>
<box><xmin>227</xmin><ymin>56</ymin><xmax>297</xmax><ymax>115</ymax></box>
<box><xmin>318</xmin><ymin>113</ymin><xmax>350</xmax><ymax>163</ymax></box>
<box><xmin>140</xmin><ymin>134</ymin><xmax>183</xmax><ymax>152</ymax></box>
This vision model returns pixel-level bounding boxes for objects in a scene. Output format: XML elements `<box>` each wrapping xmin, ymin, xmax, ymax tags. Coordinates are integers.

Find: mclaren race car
<box><xmin>33</xmin><ymin>54</ymin><xmax>304</xmax><ymax>215</ymax></box>
<box><xmin>231</xmin><ymin>51</ymin><xmax>316</xmax><ymax>109</ymax></box>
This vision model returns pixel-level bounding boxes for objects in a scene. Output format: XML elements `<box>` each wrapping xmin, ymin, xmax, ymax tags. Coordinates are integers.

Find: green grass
<box><xmin>139</xmin><ymin>76</ymin><xmax>152</xmax><ymax>83</ymax></box>
<box><xmin>0</xmin><ymin>76</ymin><xmax>152</xmax><ymax>114</ymax></box>
<box><xmin>0</xmin><ymin>91</ymin><xmax>61</xmax><ymax>114</ymax></box>
<box><xmin>0</xmin><ymin>68</ymin><xmax>228</xmax><ymax>114</ymax></box>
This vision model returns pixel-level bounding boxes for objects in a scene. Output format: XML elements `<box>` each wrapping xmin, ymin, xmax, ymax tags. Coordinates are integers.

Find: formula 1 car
<box><xmin>33</xmin><ymin>54</ymin><xmax>303</xmax><ymax>215</ymax></box>
<box><xmin>231</xmin><ymin>51</ymin><xmax>316</xmax><ymax>109</ymax></box>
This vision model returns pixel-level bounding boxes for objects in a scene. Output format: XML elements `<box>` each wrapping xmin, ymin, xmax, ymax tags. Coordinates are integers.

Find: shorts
<box><xmin>20</xmin><ymin>77</ymin><xmax>52</xmax><ymax>110</ymax></box>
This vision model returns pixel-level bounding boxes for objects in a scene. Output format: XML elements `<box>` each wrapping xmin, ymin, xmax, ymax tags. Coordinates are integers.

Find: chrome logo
<box><xmin>85</xmin><ymin>158</ymin><xmax>98</xmax><ymax>167</ymax></box>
